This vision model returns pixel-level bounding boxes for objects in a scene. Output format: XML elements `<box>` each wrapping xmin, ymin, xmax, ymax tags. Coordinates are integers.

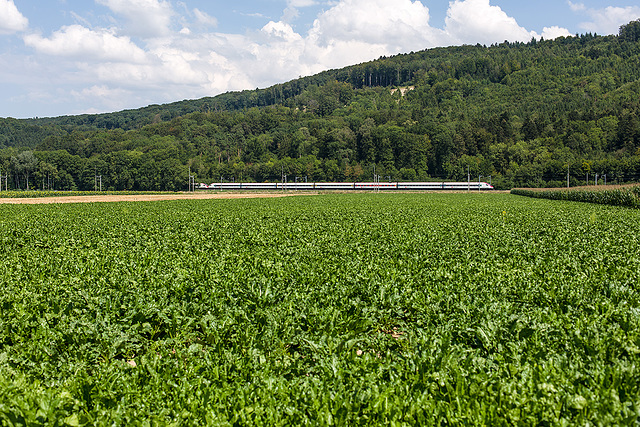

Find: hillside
<box><xmin>1</xmin><ymin>21</ymin><xmax>640</xmax><ymax>191</ymax></box>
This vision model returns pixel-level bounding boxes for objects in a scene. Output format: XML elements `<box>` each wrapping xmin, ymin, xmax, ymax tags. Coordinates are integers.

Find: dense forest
<box><xmin>1</xmin><ymin>20</ymin><xmax>640</xmax><ymax>191</ymax></box>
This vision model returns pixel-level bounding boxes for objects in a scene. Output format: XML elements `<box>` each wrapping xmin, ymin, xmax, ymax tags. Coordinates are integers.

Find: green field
<box><xmin>1</xmin><ymin>194</ymin><xmax>639</xmax><ymax>425</ymax></box>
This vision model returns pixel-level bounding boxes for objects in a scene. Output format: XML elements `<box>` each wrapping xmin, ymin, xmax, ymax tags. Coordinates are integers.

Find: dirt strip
<box><xmin>0</xmin><ymin>192</ymin><xmax>317</xmax><ymax>205</ymax></box>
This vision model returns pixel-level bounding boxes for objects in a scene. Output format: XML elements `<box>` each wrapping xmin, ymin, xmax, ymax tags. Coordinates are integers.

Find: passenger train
<box><xmin>197</xmin><ymin>181</ymin><xmax>494</xmax><ymax>191</ymax></box>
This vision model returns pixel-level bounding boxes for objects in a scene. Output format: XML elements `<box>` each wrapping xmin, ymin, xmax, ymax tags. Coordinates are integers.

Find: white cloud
<box><xmin>70</xmin><ymin>11</ymin><xmax>92</xmax><ymax>28</ymax></box>
<box><xmin>261</xmin><ymin>21</ymin><xmax>304</xmax><ymax>42</ymax></box>
<box><xmin>282</xmin><ymin>0</ymin><xmax>317</xmax><ymax>23</ymax></box>
<box><xmin>243</xmin><ymin>12</ymin><xmax>268</xmax><ymax>19</ymax></box>
<box><xmin>281</xmin><ymin>7</ymin><xmax>300</xmax><ymax>23</ymax></box>
<box><xmin>301</xmin><ymin>0</ymin><xmax>448</xmax><ymax>71</ymax></box>
<box><xmin>200</xmin><ymin>50</ymin><xmax>253</xmax><ymax>94</ymax></box>
<box><xmin>5</xmin><ymin>0</ymin><xmax>578</xmax><ymax>117</ymax></box>
<box><xmin>248</xmin><ymin>21</ymin><xmax>310</xmax><ymax>81</ymax></box>
<box><xmin>541</xmin><ymin>26</ymin><xmax>572</xmax><ymax>40</ymax></box>
<box><xmin>570</xmin><ymin>3</ymin><xmax>640</xmax><ymax>35</ymax></box>
<box><xmin>310</xmin><ymin>0</ymin><xmax>437</xmax><ymax>48</ymax></box>
<box><xmin>295</xmin><ymin>0</ymin><xmax>568</xmax><ymax>76</ymax></box>
<box><xmin>193</xmin><ymin>8</ymin><xmax>217</xmax><ymax>28</ymax></box>
<box><xmin>289</xmin><ymin>0</ymin><xmax>316</xmax><ymax>7</ymax></box>
<box><xmin>96</xmin><ymin>0</ymin><xmax>174</xmax><ymax>37</ymax></box>
<box><xmin>71</xmin><ymin>85</ymin><xmax>133</xmax><ymax>112</ymax></box>
<box><xmin>445</xmin><ymin>0</ymin><xmax>537</xmax><ymax>45</ymax></box>
<box><xmin>568</xmin><ymin>1</ymin><xmax>586</xmax><ymax>12</ymax></box>
<box><xmin>0</xmin><ymin>0</ymin><xmax>28</xmax><ymax>34</ymax></box>
<box><xmin>24</xmin><ymin>25</ymin><xmax>148</xmax><ymax>63</ymax></box>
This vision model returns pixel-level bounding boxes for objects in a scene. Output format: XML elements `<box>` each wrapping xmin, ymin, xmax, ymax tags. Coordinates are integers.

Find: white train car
<box><xmin>240</xmin><ymin>182</ymin><xmax>278</xmax><ymax>190</ymax></box>
<box><xmin>206</xmin><ymin>182</ymin><xmax>243</xmax><ymax>190</ymax></box>
<box><xmin>398</xmin><ymin>182</ymin><xmax>493</xmax><ymax>190</ymax></box>
<box><xmin>276</xmin><ymin>182</ymin><xmax>316</xmax><ymax>190</ymax></box>
<box><xmin>354</xmin><ymin>182</ymin><xmax>398</xmax><ymax>190</ymax></box>
<box><xmin>397</xmin><ymin>182</ymin><xmax>443</xmax><ymax>190</ymax></box>
<box><xmin>314</xmin><ymin>182</ymin><xmax>355</xmax><ymax>190</ymax></box>
<box><xmin>197</xmin><ymin>181</ymin><xmax>493</xmax><ymax>191</ymax></box>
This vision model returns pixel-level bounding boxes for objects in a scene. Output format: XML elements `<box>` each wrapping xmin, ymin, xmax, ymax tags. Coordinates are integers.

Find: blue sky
<box><xmin>1</xmin><ymin>0</ymin><xmax>639</xmax><ymax>118</ymax></box>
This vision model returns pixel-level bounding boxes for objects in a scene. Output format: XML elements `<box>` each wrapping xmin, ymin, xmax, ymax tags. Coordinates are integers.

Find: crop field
<box><xmin>0</xmin><ymin>194</ymin><xmax>639</xmax><ymax>425</ymax></box>
<box><xmin>512</xmin><ymin>186</ymin><xmax>640</xmax><ymax>209</ymax></box>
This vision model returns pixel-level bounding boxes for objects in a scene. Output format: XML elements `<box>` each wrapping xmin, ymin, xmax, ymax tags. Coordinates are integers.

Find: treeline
<box><xmin>2</xmin><ymin>21</ymin><xmax>640</xmax><ymax>191</ymax></box>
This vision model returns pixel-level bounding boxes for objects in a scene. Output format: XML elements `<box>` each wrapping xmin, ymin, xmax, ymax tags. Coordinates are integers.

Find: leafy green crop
<box><xmin>511</xmin><ymin>187</ymin><xmax>640</xmax><ymax>208</ymax></box>
<box><xmin>0</xmin><ymin>194</ymin><xmax>639</xmax><ymax>425</ymax></box>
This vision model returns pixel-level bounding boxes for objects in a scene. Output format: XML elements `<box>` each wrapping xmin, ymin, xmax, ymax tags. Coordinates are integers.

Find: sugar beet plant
<box><xmin>0</xmin><ymin>194</ymin><xmax>639</xmax><ymax>425</ymax></box>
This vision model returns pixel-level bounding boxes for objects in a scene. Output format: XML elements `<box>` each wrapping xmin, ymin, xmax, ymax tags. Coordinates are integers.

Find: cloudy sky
<box><xmin>1</xmin><ymin>0</ymin><xmax>639</xmax><ymax>118</ymax></box>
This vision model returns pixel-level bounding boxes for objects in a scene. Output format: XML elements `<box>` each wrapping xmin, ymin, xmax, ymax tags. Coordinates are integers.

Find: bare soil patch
<box><xmin>0</xmin><ymin>192</ymin><xmax>317</xmax><ymax>205</ymax></box>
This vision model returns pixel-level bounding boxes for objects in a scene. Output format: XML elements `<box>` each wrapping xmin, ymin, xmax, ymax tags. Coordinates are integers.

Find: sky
<box><xmin>1</xmin><ymin>0</ymin><xmax>639</xmax><ymax>119</ymax></box>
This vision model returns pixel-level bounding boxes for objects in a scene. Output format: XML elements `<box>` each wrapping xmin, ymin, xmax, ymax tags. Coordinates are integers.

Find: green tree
<box><xmin>36</xmin><ymin>162</ymin><xmax>58</xmax><ymax>190</ymax></box>
<box><xmin>619</xmin><ymin>19</ymin><xmax>640</xmax><ymax>42</ymax></box>
<box><xmin>11</xmin><ymin>151</ymin><xmax>39</xmax><ymax>190</ymax></box>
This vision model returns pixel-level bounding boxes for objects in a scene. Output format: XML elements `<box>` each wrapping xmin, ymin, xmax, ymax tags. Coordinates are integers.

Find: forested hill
<box><xmin>2</xmin><ymin>20</ymin><xmax>640</xmax><ymax>191</ymax></box>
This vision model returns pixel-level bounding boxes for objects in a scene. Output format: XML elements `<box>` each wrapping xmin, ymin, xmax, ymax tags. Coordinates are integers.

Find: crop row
<box><xmin>0</xmin><ymin>194</ymin><xmax>639</xmax><ymax>425</ymax></box>
<box><xmin>511</xmin><ymin>186</ymin><xmax>640</xmax><ymax>208</ymax></box>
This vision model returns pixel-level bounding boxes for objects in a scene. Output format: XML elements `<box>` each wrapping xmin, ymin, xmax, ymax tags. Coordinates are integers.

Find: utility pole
<box><xmin>94</xmin><ymin>168</ymin><xmax>102</xmax><ymax>192</ymax></box>
<box><xmin>281</xmin><ymin>165</ymin><xmax>287</xmax><ymax>191</ymax></box>
<box><xmin>188</xmin><ymin>167</ymin><xmax>195</xmax><ymax>192</ymax></box>
<box><xmin>374</xmin><ymin>164</ymin><xmax>378</xmax><ymax>193</ymax></box>
<box><xmin>567</xmin><ymin>164</ymin><xmax>570</xmax><ymax>188</ymax></box>
<box><xmin>467</xmin><ymin>165</ymin><xmax>470</xmax><ymax>192</ymax></box>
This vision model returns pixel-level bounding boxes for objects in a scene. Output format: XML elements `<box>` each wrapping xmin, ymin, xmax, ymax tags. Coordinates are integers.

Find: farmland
<box><xmin>512</xmin><ymin>185</ymin><xmax>640</xmax><ymax>208</ymax></box>
<box><xmin>1</xmin><ymin>193</ymin><xmax>639</xmax><ymax>425</ymax></box>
